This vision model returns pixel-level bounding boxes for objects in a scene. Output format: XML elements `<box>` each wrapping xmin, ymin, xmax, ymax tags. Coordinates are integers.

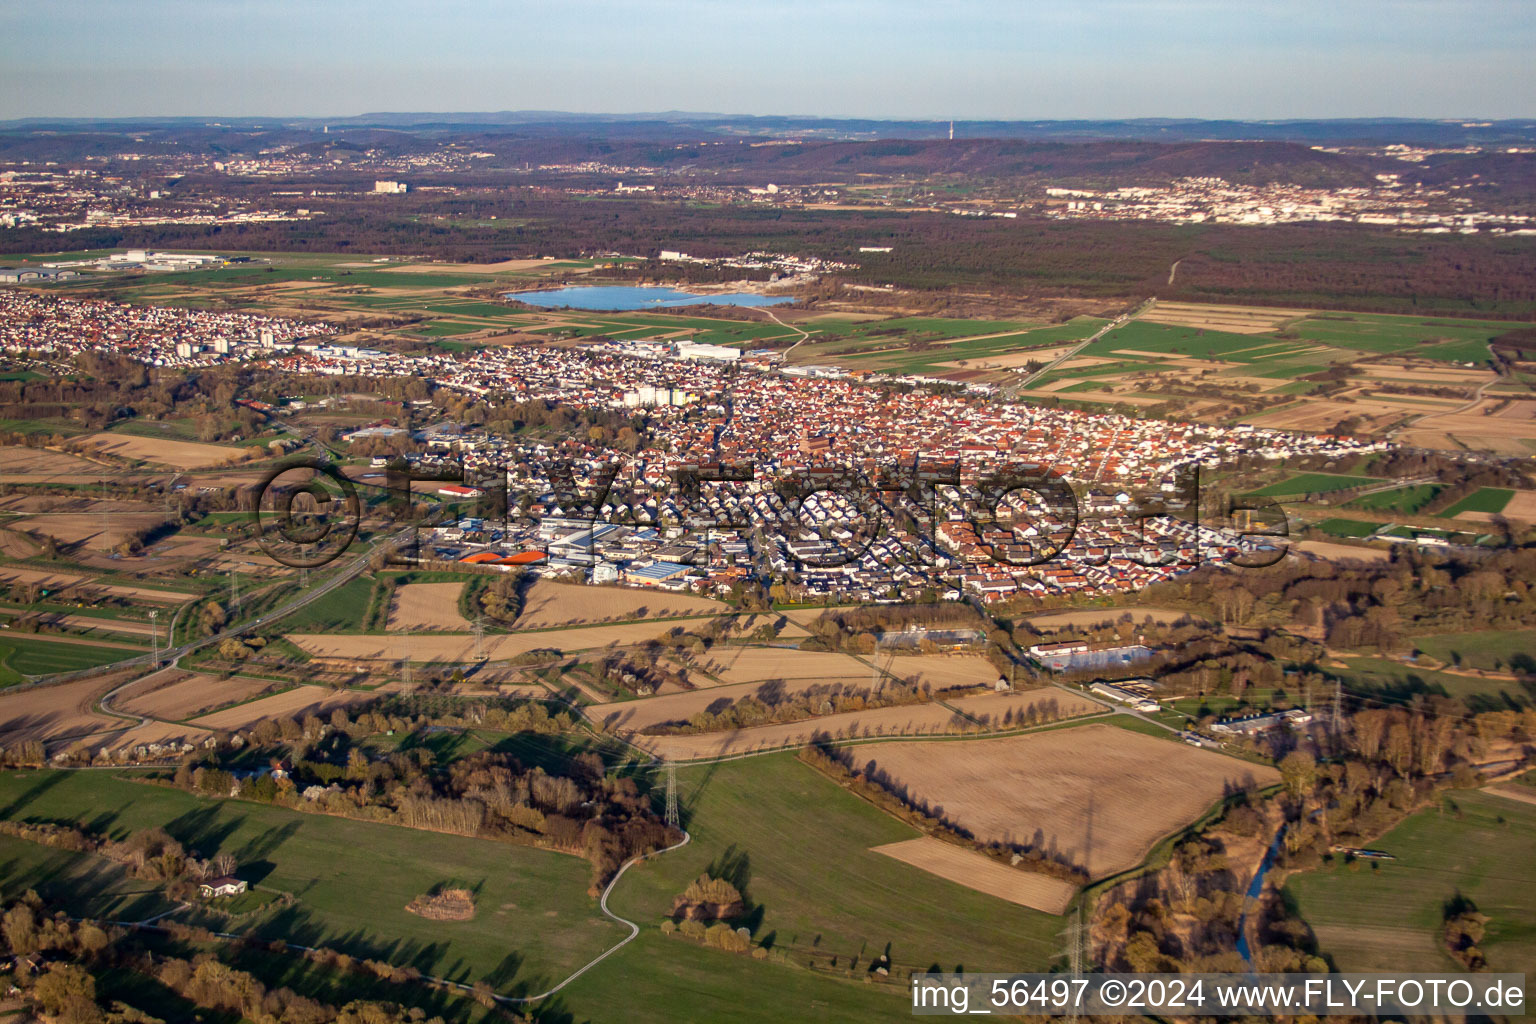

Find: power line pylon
<box><xmin>228</xmin><ymin>567</ymin><xmax>241</xmax><ymax>615</ymax></box>
<box><xmin>401</xmin><ymin>635</ymin><xmax>415</xmax><ymax>688</ymax></box>
<box><xmin>664</xmin><ymin>763</ymin><xmax>679</xmax><ymax>830</ymax></box>
<box><xmin>472</xmin><ymin>616</ymin><xmax>486</xmax><ymax>661</ymax></box>
<box><xmin>1064</xmin><ymin>906</ymin><xmax>1086</xmax><ymax>1024</ymax></box>
<box><xmin>149</xmin><ymin>609</ymin><xmax>159</xmax><ymax>667</ymax></box>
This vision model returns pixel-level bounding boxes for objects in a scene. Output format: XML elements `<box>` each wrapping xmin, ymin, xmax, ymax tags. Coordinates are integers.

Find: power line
<box><xmin>664</xmin><ymin>763</ymin><xmax>679</xmax><ymax>831</ymax></box>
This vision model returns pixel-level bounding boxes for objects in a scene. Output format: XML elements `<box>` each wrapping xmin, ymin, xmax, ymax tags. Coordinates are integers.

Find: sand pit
<box><xmin>388</xmin><ymin>582</ymin><xmax>471</xmax><ymax>631</ymax></box>
<box><xmin>72</xmin><ymin>434</ymin><xmax>245</xmax><ymax>469</ymax></box>
<box><xmin>626</xmin><ymin>688</ymin><xmax>1099</xmax><ymax>760</ymax></box>
<box><xmin>513</xmin><ymin>580</ymin><xmax>725</xmax><ymax>629</ymax></box>
<box><xmin>188</xmin><ymin>684</ymin><xmax>385</xmax><ymax>730</ymax></box>
<box><xmin>853</xmin><ymin>723</ymin><xmax>1278</xmax><ymax>877</ymax></box>
<box><xmin>114</xmin><ymin>671</ymin><xmax>280</xmax><ymax>720</ymax></box>
<box><xmin>871</xmin><ymin>838</ymin><xmax>1077</xmax><ymax>914</ymax></box>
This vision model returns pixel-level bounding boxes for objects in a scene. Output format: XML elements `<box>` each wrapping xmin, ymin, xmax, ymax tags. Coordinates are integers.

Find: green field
<box><xmin>1286</xmin><ymin>790</ymin><xmax>1536</xmax><ymax>979</ymax></box>
<box><xmin>607</xmin><ymin>752</ymin><xmax>1065</xmax><ymax>978</ymax></box>
<box><xmin>1329</xmin><ymin>656</ymin><xmax>1533</xmax><ymax>711</ymax></box>
<box><xmin>1080</xmin><ymin>321</ymin><xmax>1267</xmax><ymax>361</ymax></box>
<box><xmin>1345</xmin><ymin>484</ymin><xmax>1443</xmax><ymax>514</ymax></box>
<box><xmin>0</xmin><ymin>770</ymin><xmax>619</xmax><ymax>994</ymax></box>
<box><xmin>273</xmin><ymin>575</ymin><xmax>379</xmax><ymax>632</ymax></box>
<box><xmin>1410</xmin><ymin>629</ymin><xmax>1536</xmax><ymax>674</ymax></box>
<box><xmin>1441</xmin><ymin>487</ymin><xmax>1515</xmax><ymax>517</ymax></box>
<box><xmin>1289</xmin><ymin>312</ymin><xmax>1524</xmax><ymax>362</ymax></box>
<box><xmin>1246</xmin><ymin>473</ymin><xmax>1385</xmax><ymax>497</ymax></box>
<box><xmin>1313</xmin><ymin>518</ymin><xmax>1380</xmax><ymax>538</ymax></box>
<box><xmin>0</xmin><ymin>634</ymin><xmax>140</xmax><ymax>684</ymax></box>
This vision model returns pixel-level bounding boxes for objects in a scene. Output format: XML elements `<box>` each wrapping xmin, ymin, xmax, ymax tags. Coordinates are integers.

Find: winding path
<box><xmin>500</xmin><ymin>829</ymin><xmax>692</xmax><ymax>1005</ymax></box>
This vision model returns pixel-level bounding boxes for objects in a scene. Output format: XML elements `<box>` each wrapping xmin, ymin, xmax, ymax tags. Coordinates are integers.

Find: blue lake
<box><xmin>504</xmin><ymin>285</ymin><xmax>792</xmax><ymax>310</ymax></box>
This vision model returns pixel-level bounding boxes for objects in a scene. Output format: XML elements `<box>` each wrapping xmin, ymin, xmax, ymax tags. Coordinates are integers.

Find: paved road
<box><xmin>1388</xmin><ymin>353</ymin><xmax>1501</xmax><ymax>439</ymax></box>
<box><xmin>33</xmin><ymin>524</ymin><xmax>410</xmax><ymax>698</ymax></box>
<box><xmin>1009</xmin><ymin>297</ymin><xmax>1157</xmax><ymax>395</ymax></box>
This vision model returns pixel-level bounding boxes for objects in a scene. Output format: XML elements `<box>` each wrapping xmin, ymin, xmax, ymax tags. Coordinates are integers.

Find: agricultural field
<box><xmin>188</xmin><ymin>683</ymin><xmax>394</xmax><ymax>730</ymax></box>
<box><xmin>850</xmin><ymin>723</ymin><xmax>1279</xmax><ymax>878</ymax></box>
<box><xmin>1345</xmin><ymin>484</ymin><xmax>1443</xmax><ymax>514</ymax></box>
<box><xmin>278</xmin><ymin>575</ymin><xmax>378</xmax><ymax>632</ymax></box>
<box><xmin>1313</xmin><ymin>518</ymin><xmax>1381</xmax><ymax>539</ymax></box>
<box><xmin>0</xmin><ymin>633</ymin><xmax>141</xmax><ymax>684</ymax></box>
<box><xmin>606</xmin><ymin>751</ymin><xmax>1068</xmax><ymax>976</ymax></box>
<box><xmin>1441</xmin><ymin>487</ymin><xmax>1515</xmax><ymax>517</ymax></box>
<box><xmin>114</xmin><ymin>669</ymin><xmax>283</xmax><ymax>720</ymax></box>
<box><xmin>513</xmin><ymin>580</ymin><xmax>726</xmax><ymax>629</ymax></box>
<box><xmin>870</xmin><ymin>837</ymin><xmax>1078</xmax><ymax>913</ymax></box>
<box><xmin>0</xmin><ymin>670</ymin><xmax>136</xmax><ymax>744</ymax></box>
<box><xmin>1408</xmin><ymin>630</ymin><xmax>1536</xmax><ymax>674</ymax></box>
<box><xmin>1328</xmin><ymin>656</ymin><xmax>1533</xmax><ymax>711</ymax></box>
<box><xmin>1016</xmin><ymin>605</ymin><xmax>1198</xmax><ymax>630</ymax></box>
<box><xmin>70</xmin><ymin>432</ymin><xmax>247</xmax><ymax>468</ymax></box>
<box><xmin>693</xmin><ymin>647</ymin><xmax>872</xmax><ymax>686</ymax></box>
<box><xmin>0</xmin><ymin>445</ymin><xmax>107</xmax><ymax>480</ymax></box>
<box><xmin>286</xmin><ymin>619</ymin><xmax>673</xmax><ymax>662</ymax></box>
<box><xmin>1285</xmin><ymin>790</ymin><xmax>1536</xmax><ymax>977</ymax></box>
<box><xmin>1466</xmin><ymin>488</ymin><xmax>1536</xmax><ymax>523</ymax></box>
<box><xmin>1246</xmin><ymin>473</ymin><xmax>1385</xmax><ymax>497</ymax></box>
<box><xmin>387</xmin><ymin>581</ymin><xmax>472</xmax><ymax>631</ymax></box>
<box><xmin>0</xmin><ymin>770</ymin><xmax>624</xmax><ymax>992</ymax></box>
<box><xmin>626</xmin><ymin>688</ymin><xmax>1101</xmax><ymax>760</ymax></box>
<box><xmin>0</xmin><ymin>563</ymin><xmax>197</xmax><ymax>605</ymax></box>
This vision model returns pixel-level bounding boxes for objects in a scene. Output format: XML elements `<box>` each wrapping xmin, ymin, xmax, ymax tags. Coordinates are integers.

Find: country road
<box><xmin>762</xmin><ymin>305</ymin><xmax>812</xmax><ymax>355</ymax></box>
<box><xmin>1010</xmin><ymin>296</ymin><xmax>1157</xmax><ymax>394</ymax></box>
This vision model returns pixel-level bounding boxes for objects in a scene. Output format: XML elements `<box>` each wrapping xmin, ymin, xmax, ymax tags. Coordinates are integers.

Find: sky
<box><xmin>1</xmin><ymin>0</ymin><xmax>1532</xmax><ymax>121</ymax></box>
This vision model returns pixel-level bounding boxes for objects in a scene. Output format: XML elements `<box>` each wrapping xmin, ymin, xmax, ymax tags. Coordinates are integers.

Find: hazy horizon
<box><xmin>2</xmin><ymin>0</ymin><xmax>1532</xmax><ymax>122</ymax></box>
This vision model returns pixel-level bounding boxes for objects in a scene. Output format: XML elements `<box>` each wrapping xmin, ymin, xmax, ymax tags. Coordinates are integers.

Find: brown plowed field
<box><xmin>387</xmin><ymin>582</ymin><xmax>471</xmax><ymax>631</ymax></box>
<box><xmin>0</xmin><ymin>672</ymin><xmax>134</xmax><ymax>745</ymax></box>
<box><xmin>853</xmin><ymin>723</ymin><xmax>1279</xmax><ymax>877</ymax></box>
<box><xmin>624</xmin><ymin>688</ymin><xmax>1100</xmax><ymax>760</ymax></box>
<box><xmin>513</xmin><ymin>580</ymin><xmax>725</xmax><ymax>629</ymax></box>
<box><xmin>694</xmin><ymin>647</ymin><xmax>869</xmax><ymax>685</ymax></box>
<box><xmin>870</xmin><ymin>837</ymin><xmax>1077</xmax><ymax>914</ymax></box>
<box><xmin>0</xmin><ymin>565</ymin><xmax>196</xmax><ymax>604</ymax></box>
<box><xmin>1018</xmin><ymin>606</ymin><xmax>1196</xmax><ymax>629</ymax></box>
<box><xmin>115</xmin><ymin>671</ymin><xmax>280</xmax><ymax>720</ymax></box>
<box><xmin>72</xmin><ymin>434</ymin><xmax>245</xmax><ymax>468</ymax></box>
<box><xmin>189</xmin><ymin>684</ymin><xmax>391</xmax><ymax>730</ymax></box>
<box><xmin>286</xmin><ymin>619</ymin><xmax>672</xmax><ymax>661</ymax></box>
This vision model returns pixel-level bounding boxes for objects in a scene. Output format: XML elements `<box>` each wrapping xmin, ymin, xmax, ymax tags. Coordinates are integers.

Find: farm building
<box><xmin>1035</xmin><ymin>643</ymin><xmax>1153</xmax><ymax>672</ymax></box>
<box><xmin>1089</xmin><ymin>681</ymin><xmax>1160</xmax><ymax>713</ymax></box>
<box><xmin>1210</xmin><ymin>709</ymin><xmax>1312</xmax><ymax>735</ymax></box>
<box><xmin>199</xmin><ymin>875</ymin><xmax>248</xmax><ymax>898</ymax></box>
